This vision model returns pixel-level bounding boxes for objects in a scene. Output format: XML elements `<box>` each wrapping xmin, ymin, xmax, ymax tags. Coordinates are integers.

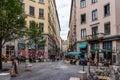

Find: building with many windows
<box><xmin>68</xmin><ymin>0</ymin><xmax>120</xmax><ymax>64</ymax></box>
<box><xmin>68</xmin><ymin>0</ymin><xmax>77</xmax><ymax>52</ymax></box>
<box><xmin>2</xmin><ymin>0</ymin><xmax>61</xmax><ymax>61</ymax></box>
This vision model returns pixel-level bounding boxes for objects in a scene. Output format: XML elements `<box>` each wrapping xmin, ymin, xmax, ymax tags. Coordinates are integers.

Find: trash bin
<box><xmin>9</xmin><ymin>67</ymin><xmax>16</xmax><ymax>77</ymax></box>
<box><xmin>25</xmin><ymin>63</ymin><xmax>32</xmax><ymax>71</ymax></box>
<box><xmin>25</xmin><ymin>60</ymin><xmax>32</xmax><ymax>71</ymax></box>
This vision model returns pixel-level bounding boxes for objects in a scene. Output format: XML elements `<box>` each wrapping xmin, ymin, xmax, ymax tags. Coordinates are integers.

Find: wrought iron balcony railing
<box><xmin>85</xmin><ymin>33</ymin><xmax>104</xmax><ymax>41</ymax></box>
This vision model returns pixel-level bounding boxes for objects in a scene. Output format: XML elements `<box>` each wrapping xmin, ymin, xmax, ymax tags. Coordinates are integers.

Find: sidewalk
<box><xmin>0</xmin><ymin>62</ymin><xmax>11</xmax><ymax>80</ymax></box>
<box><xmin>0</xmin><ymin>72</ymin><xmax>10</xmax><ymax>80</ymax></box>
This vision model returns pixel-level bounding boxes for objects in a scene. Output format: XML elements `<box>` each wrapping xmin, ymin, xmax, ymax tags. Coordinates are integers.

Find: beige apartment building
<box><xmin>2</xmin><ymin>0</ymin><xmax>61</xmax><ymax>60</ymax></box>
<box><xmin>68</xmin><ymin>0</ymin><xmax>120</xmax><ymax>64</ymax></box>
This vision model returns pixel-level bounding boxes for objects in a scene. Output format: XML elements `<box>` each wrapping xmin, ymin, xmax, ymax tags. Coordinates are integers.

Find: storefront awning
<box><xmin>101</xmin><ymin>49</ymin><xmax>112</xmax><ymax>53</ymax></box>
<box><xmin>90</xmin><ymin>49</ymin><xmax>99</xmax><ymax>54</ymax></box>
<box><xmin>79</xmin><ymin>44</ymin><xmax>87</xmax><ymax>49</ymax></box>
<box><xmin>91</xmin><ymin>49</ymin><xmax>112</xmax><ymax>54</ymax></box>
<box><xmin>66</xmin><ymin>52</ymin><xmax>82</xmax><ymax>56</ymax></box>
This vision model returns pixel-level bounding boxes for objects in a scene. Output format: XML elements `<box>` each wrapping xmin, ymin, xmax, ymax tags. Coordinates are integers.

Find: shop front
<box><xmin>102</xmin><ymin>41</ymin><xmax>112</xmax><ymax>64</ymax></box>
<box><xmin>78</xmin><ymin>44</ymin><xmax>88</xmax><ymax>58</ymax></box>
<box><xmin>18</xmin><ymin>43</ymin><xmax>25</xmax><ymax>57</ymax></box>
<box><xmin>6</xmin><ymin>45</ymin><xmax>15</xmax><ymax>60</ymax></box>
<box><xmin>90</xmin><ymin>49</ymin><xmax>99</xmax><ymax>61</ymax></box>
<box><xmin>90</xmin><ymin>42</ymin><xmax>99</xmax><ymax>61</ymax></box>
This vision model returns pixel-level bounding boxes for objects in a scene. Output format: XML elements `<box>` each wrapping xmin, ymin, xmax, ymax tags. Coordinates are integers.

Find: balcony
<box><xmin>86</xmin><ymin>33</ymin><xmax>104</xmax><ymax>41</ymax></box>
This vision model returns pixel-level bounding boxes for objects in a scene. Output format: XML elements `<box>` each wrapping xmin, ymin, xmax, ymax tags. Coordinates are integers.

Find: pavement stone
<box><xmin>0</xmin><ymin>72</ymin><xmax>10</xmax><ymax>80</ymax></box>
<box><xmin>0</xmin><ymin>61</ymin><xmax>117</xmax><ymax>80</ymax></box>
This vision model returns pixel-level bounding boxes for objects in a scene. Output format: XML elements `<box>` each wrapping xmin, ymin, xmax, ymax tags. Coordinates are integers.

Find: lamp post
<box><xmin>83</xmin><ymin>62</ymin><xmax>84</xmax><ymax>71</ymax></box>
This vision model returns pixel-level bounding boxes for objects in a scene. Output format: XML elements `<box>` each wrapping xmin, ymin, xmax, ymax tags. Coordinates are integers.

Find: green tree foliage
<box><xmin>0</xmin><ymin>0</ymin><xmax>26</xmax><ymax>69</ymax></box>
<box><xmin>26</xmin><ymin>21</ymin><xmax>46</xmax><ymax>52</ymax></box>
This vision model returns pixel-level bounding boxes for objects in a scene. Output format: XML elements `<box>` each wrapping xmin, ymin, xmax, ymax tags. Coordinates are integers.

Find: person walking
<box><xmin>10</xmin><ymin>56</ymin><xmax>19</xmax><ymax>77</ymax></box>
<box><xmin>87</xmin><ymin>58</ymin><xmax>91</xmax><ymax>73</ymax></box>
<box><xmin>13</xmin><ymin>58</ymin><xmax>19</xmax><ymax>74</ymax></box>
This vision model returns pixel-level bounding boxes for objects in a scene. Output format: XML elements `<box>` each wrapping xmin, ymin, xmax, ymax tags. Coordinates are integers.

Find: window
<box><xmin>92</xmin><ymin>26</ymin><xmax>98</xmax><ymax>37</ymax></box>
<box><xmin>104</xmin><ymin>22</ymin><xmax>110</xmax><ymax>35</ymax></box>
<box><xmin>92</xmin><ymin>9</ymin><xmax>98</xmax><ymax>21</ymax></box>
<box><xmin>104</xmin><ymin>3</ymin><xmax>110</xmax><ymax>16</ymax></box>
<box><xmin>39</xmin><ymin>9</ymin><xmax>44</xmax><ymax>18</ymax></box>
<box><xmin>80</xmin><ymin>0</ymin><xmax>86</xmax><ymax>8</ymax></box>
<box><xmin>29</xmin><ymin>6</ymin><xmax>34</xmax><ymax>16</ymax></box>
<box><xmin>103</xmin><ymin>41</ymin><xmax>112</xmax><ymax>49</ymax></box>
<box><xmin>91</xmin><ymin>0</ymin><xmax>97</xmax><ymax>4</ymax></box>
<box><xmin>39</xmin><ymin>0</ymin><xmax>44</xmax><ymax>3</ymax></box>
<box><xmin>81</xmin><ymin>13</ymin><xmax>86</xmax><ymax>24</ymax></box>
<box><xmin>81</xmin><ymin>29</ymin><xmax>86</xmax><ymax>39</ymax></box>
<box><xmin>39</xmin><ymin>23</ymin><xmax>44</xmax><ymax>32</ymax></box>
<box><xmin>91</xmin><ymin>42</ymin><xmax>99</xmax><ymax>50</ymax></box>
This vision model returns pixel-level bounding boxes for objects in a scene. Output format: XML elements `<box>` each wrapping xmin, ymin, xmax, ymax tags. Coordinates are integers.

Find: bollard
<box><xmin>78</xmin><ymin>71</ymin><xmax>87</xmax><ymax>80</ymax></box>
<box><xmin>25</xmin><ymin>60</ymin><xmax>32</xmax><ymax>71</ymax></box>
<box><xmin>10</xmin><ymin>58</ymin><xmax>18</xmax><ymax>77</ymax></box>
<box><xmin>9</xmin><ymin>67</ymin><xmax>16</xmax><ymax>77</ymax></box>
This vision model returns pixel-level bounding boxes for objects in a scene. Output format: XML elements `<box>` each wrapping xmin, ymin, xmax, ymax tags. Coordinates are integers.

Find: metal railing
<box><xmin>86</xmin><ymin>33</ymin><xmax>104</xmax><ymax>41</ymax></box>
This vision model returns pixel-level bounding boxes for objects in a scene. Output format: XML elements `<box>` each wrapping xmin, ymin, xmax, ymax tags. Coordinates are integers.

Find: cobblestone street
<box><xmin>0</xmin><ymin>61</ymin><xmax>97</xmax><ymax>80</ymax></box>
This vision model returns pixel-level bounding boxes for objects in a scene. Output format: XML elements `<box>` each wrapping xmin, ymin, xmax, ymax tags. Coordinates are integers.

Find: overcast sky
<box><xmin>55</xmin><ymin>0</ymin><xmax>71</xmax><ymax>40</ymax></box>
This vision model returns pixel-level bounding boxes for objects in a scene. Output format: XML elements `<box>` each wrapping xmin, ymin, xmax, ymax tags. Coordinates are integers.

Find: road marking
<box><xmin>56</xmin><ymin>65</ymin><xmax>68</xmax><ymax>69</ymax></box>
<box><xmin>69</xmin><ymin>77</ymin><xmax>80</xmax><ymax>80</ymax></box>
<box><xmin>0</xmin><ymin>73</ymin><xmax>9</xmax><ymax>76</ymax></box>
<box><xmin>59</xmin><ymin>65</ymin><xmax>68</xmax><ymax>69</ymax></box>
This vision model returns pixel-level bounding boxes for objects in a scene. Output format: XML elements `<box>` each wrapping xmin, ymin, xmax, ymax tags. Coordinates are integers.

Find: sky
<box><xmin>55</xmin><ymin>0</ymin><xmax>72</xmax><ymax>40</ymax></box>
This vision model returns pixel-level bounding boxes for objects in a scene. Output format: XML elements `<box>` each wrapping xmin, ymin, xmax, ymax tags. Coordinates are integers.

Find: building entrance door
<box><xmin>6</xmin><ymin>46</ymin><xmax>14</xmax><ymax>60</ymax></box>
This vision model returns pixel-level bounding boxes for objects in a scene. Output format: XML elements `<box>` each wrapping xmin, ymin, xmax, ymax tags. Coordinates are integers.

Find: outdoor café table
<box><xmin>97</xmin><ymin>76</ymin><xmax>111</xmax><ymax>80</ymax></box>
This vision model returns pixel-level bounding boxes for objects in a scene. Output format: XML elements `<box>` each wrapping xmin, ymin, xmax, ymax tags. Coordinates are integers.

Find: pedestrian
<box><xmin>80</xmin><ymin>58</ymin><xmax>85</xmax><ymax>65</ymax></box>
<box><xmin>12</xmin><ymin>57</ymin><xmax>19</xmax><ymax>74</ymax></box>
<box><xmin>18</xmin><ymin>54</ymin><xmax>21</xmax><ymax>64</ymax></box>
<box><xmin>104</xmin><ymin>59</ymin><xmax>107</xmax><ymax>66</ymax></box>
<box><xmin>87</xmin><ymin>58</ymin><xmax>90</xmax><ymax>66</ymax></box>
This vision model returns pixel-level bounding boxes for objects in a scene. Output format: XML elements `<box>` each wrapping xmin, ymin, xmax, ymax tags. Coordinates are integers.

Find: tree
<box><xmin>26</xmin><ymin>21</ymin><xmax>46</xmax><ymax>57</ymax></box>
<box><xmin>0</xmin><ymin>0</ymin><xmax>26</xmax><ymax>69</ymax></box>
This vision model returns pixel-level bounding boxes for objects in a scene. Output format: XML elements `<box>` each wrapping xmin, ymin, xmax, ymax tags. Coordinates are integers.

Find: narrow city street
<box><xmin>12</xmin><ymin>61</ymin><xmax>83</xmax><ymax>80</ymax></box>
<box><xmin>1</xmin><ymin>61</ymin><xmax>95</xmax><ymax>80</ymax></box>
